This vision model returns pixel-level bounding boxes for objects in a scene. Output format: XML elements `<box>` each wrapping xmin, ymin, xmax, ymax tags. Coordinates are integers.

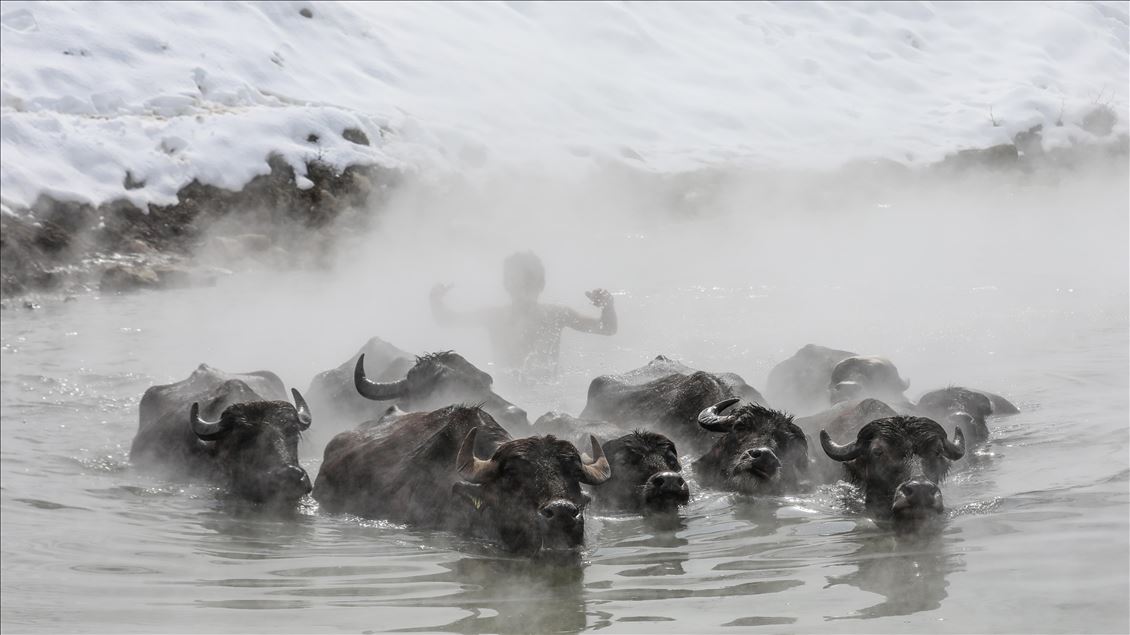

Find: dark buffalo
<box><xmin>766</xmin><ymin>344</ymin><xmax>857</xmax><ymax>415</ymax></box>
<box><xmin>313</xmin><ymin>405</ymin><xmax>611</xmax><ymax>553</ymax></box>
<box><xmin>915</xmin><ymin>386</ymin><xmax>1019</xmax><ymax>445</ymax></box>
<box><xmin>305</xmin><ymin>336</ymin><xmax>415</xmax><ymax>427</ymax></box>
<box><xmin>579</xmin><ymin>356</ymin><xmax>766</xmax><ymax>454</ymax></box>
<box><xmin>795</xmin><ymin>398</ymin><xmax>902</xmax><ymax>483</ymax></box>
<box><xmin>829</xmin><ymin>355</ymin><xmax>912</xmax><ymax>406</ymax></box>
<box><xmin>820</xmin><ymin>416</ymin><xmax>965</xmax><ymax>533</ymax></box>
<box><xmin>533</xmin><ymin>412</ymin><xmax>689</xmax><ymax>513</ymax></box>
<box><xmin>692</xmin><ymin>398</ymin><xmax>810</xmax><ymax>495</ymax></box>
<box><xmin>131</xmin><ymin>364</ymin><xmax>313</xmax><ymax>504</ymax></box>
<box><xmin>306</xmin><ymin>338</ymin><xmax>528</xmax><ymax>432</ymax></box>
<box><xmin>353</xmin><ymin>351</ymin><xmax>528</xmax><ymax>430</ymax></box>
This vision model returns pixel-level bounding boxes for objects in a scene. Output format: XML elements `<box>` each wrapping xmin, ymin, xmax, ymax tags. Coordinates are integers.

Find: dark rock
<box><xmin>100</xmin><ymin>265</ymin><xmax>160</xmax><ymax>293</ymax></box>
<box><xmin>299</xmin><ymin>7</ymin><xmax>313</xmax><ymax>18</ymax></box>
<box><xmin>1082</xmin><ymin>105</ymin><xmax>1117</xmax><ymax>137</ymax></box>
<box><xmin>935</xmin><ymin>143</ymin><xmax>1019</xmax><ymax>173</ymax></box>
<box><xmin>2</xmin><ymin>153</ymin><xmax>399</xmax><ymax>298</ymax></box>
<box><xmin>123</xmin><ymin>171</ymin><xmax>146</xmax><ymax>190</ymax></box>
<box><xmin>342</xmin><ymin>127</ymin><xmax>370</xmax><ymax>146</ymax></box>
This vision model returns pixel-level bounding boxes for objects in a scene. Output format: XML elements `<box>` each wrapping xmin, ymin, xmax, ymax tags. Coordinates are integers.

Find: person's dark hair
<box><xmin>503</xmin><ymin>251</ymin><xmax>545</xmax><ymax>297</ymax></box>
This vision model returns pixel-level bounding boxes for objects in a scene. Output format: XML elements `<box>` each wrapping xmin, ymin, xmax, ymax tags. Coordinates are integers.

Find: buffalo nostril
<box><xmin>675</xmin><ymin>477</ymin><xmax>686</xmax><ymax>488</ymax></box>
<box><xmin>540</xmin><ymin>500</ymin><xmax>579</xmax><ymax>521</ymax></box>
<box><xmin>902</xmin><ymin>481</ymin><xmax>940</xmax><ymax>501</ymax></box>
<box><xmin>749</xmin><ymin>450</ymin><xmax>762</xmax><ymax>459</ymax></box>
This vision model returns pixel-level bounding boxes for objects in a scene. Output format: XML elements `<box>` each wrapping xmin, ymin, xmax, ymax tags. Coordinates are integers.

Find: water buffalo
<box><xmin>829</xmin><ymin>355</ymin><xmax>912</xmax><ymax>406</ymax></box>
<box><xmin>305</xmin><ymin>336</ymin><xmax>415</xmax><ymax>427</ymax></box>
<box><xmin>915</xmin><ymin>386</ymin><xmax>1019</xmax><ymax>445</ymax></box>
<box><xmin>692</xmin><ymin>398</ymin><xmax>810</xmax><ymax>495</ymax></box>
<box><xmin>820</xmin><ymin>416</ymin><xmax>965</xmax><ymax>533</ymax></box>
<box><xmin>130</xmin><ymin>364</ymin><xmax>313</xmax><ymax>505</ymax></box>
<box><xmin>306</xmin><ymin>337</ymin><xmax>528</xmax><ymax>432</ymax></box>
<box><xmin>766</xmin><ymin>344</ymin><xmax>857</xmax><ymax>415</ymax></box>
<box><xmin>353</xmin><ymin>351</ymin><xmax>528</xmax><ymax>431</ymax></box>
<box><xmin>533</xmin><ymin>412</ymin><xmax>689</xmax><ymax>513</ymax></box>
<box><xmin>313</xmin><ymin>405</ymin><xmax>611</xmax><ymax>553</ymax></box>
<box><xmin>579</xmin><ymin>356</ymin><xmax>766</xmax><ymax>454</ymax></box>
<box><xmin>795</xmin><ymin>398</ymin><xmax>902</xmax><ymax>483</ymax></box>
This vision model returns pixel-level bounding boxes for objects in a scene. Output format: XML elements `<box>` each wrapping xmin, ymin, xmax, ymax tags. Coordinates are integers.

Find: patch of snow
<box><xmin>0</xmin><ymin>1</ymin><xmax>1126</xmax><ymax>210</ymax></box>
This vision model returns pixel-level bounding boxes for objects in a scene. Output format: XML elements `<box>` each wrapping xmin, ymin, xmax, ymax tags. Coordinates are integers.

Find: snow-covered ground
<box><xmin>1</xmin><ymin>1</ymin><xmax>1126</xmax><ymax>211</ymax></box>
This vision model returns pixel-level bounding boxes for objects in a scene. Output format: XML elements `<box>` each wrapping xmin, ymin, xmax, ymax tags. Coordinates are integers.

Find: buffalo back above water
<box><xmin>304</xmin><ymin>336</ymin><xmax>416</xmax><ymax>429</ymax></box>
<box><xmin>766</xmin><ymin>344</ymin><xmax>857</xmax><ymax>416</ymax></box>
<box><xmin>130</xmin><ymin>365</ymin><xmax>311</xmax><ymax>504</ymax></box>
<box><xmin>915</xmin><ymin>386</ymin><xmax>1019</xmax><ymax>446</ymax></box>
<box><xmin>313</xmin><ymin>405</ymin><xmax>609</xmax><ymax>553</ymax></box>
<box><xmin>580</xmin><ymin>358</ymin><xmax>766</xmax><ymax>454</ymax></box>
<box><xmin>829</xmin><ymin>356</ymin><xmax>911</xmax><ymax>406</ymax></box>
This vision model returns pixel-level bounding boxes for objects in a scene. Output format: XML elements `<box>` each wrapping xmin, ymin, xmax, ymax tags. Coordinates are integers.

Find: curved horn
<box><xmin>943</xmin><ymin>426</ymin><xmax>966</xmax><ymax>461</ymax></box>
<box><xmin>190</xmin><ymin>402</ymin><xmax>231</xmax><ymax>441</ymax></box>
<box><xmin>578</xmin><ymin>435</ymin><xmax>612</xmax><ymax>485</ymax></box>
<box><xmin>354</xmin><ymin>354</ymin><xmax>409</xmax><ymax>401</ymax></box>
<box><xmin>820</xmin><ymin>430</ymin><xmax>862</xmax><ymax>462</ymax></box>
<box><xmin>698</xmin><ymin>397</ymin><xmax>741</xmax><ymax>432</ymax></box>
<box><xmin>291</xmin><ymin>388</ymin><xmax>312</xmax><ymax>430</ymax></box>
<box><xmin>456</xmin><ymin>427</ymin><xmax>499</xmax><ymax>484</ymax></box>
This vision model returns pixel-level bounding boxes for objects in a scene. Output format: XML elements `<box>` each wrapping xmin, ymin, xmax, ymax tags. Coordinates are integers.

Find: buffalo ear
<box><xmin>452</xmin><ymin>482</ymin><xmax>487</xmax><ymax>511</ymax></box>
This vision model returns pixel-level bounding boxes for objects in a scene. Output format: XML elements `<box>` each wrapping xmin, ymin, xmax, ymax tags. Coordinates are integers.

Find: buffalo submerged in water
<box><xmin>306</xmin><ymin>339</ymin><xmax>528</xmax><ymax>431</ymax></box>
<box><xmin>820</xmin><ymin>415</ymin><xmax>966</xmax><ymax>533</ymax></box>
<box><xmin>130</xmin><ymin>364</ymin><xmax>314</xmax><ymax>505</ymax></box>
<box><xmin>312</xmin><ymin>405</ymin><xmax>612</xmax><ymax>553</ymax></box>
<box><xmin>578</xmin><ymin>355</ymin><xmax>767</xmax><ymax>454</ymax></box>
<box><xmin>693</xmin><ymin>398</ymin><xmax>811</xmax><ymax>496</ymax></box>
<box><xmin>534</xmin><ymin>412</ymin><xmax>690</xmax><ymax>514</ymax></box>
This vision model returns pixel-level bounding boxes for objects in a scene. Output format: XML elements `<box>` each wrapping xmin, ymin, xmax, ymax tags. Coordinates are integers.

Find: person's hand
<box><xmin>585</xmin><ymin>288</ymin><xmax>613</xmax><ymax>308</ymax></box>
<box><xmin>431</xmin><ymin>283</ymin><xmax>453</xmax><ymax>301</ymax></box>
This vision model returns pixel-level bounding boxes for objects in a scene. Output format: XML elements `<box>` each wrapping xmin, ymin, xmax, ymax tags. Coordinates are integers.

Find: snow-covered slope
<box><xmin>1</xmin><ymin>1</ymin><xmax>1126</xmax><ymax>210</ymax></box>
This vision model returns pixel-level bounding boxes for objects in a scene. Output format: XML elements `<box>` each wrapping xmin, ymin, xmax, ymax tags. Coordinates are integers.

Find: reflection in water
<box><xmin>825</xmin><ymin>527</ymin><xmax>964</xmax><ymax>620</ymax></box>
<box><xmin>403</xmin><ymin>552</ymin><xmax>588</xmax><ymax>634</ymax></box>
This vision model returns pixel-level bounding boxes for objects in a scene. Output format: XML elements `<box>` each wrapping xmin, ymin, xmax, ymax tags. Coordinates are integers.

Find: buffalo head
<box><xmin>451</xmin><ymin>428</ymin><xmax>610</xmax><ymax>552</ymax></box>
<box><xmin>693</xmin><ymin>398</ymin><xmax>810</xmax><ymax>495</ymax></box>
<box><xmin>190</xmin><ymin>387</ymin><xmax>312</xmax><ymax>504</ymax></box>
<box><xmin>829</xmin><ymin>356</ymin><xmax>910</xmax><ymax>406</ymax></box>
<box><xmin>821</xmin><ymin>416</ymin><xmax>964</xmax><ymax>532</ymax></box>
<box><xmin>592</xmin><ymin>431</ymin><xmax>689</xmax><ymax>513</ymax></box>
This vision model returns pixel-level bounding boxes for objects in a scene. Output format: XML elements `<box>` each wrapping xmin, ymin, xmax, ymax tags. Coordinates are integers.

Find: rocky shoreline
<box><xmin>1</xmin><ymin>154</ymin><xmax>400</xmax><ymax>299</ymax></box>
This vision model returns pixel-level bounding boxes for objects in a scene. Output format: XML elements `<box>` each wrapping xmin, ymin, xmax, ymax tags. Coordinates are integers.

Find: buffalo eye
<box><xmin>665</xmin><ymin>449</ymin><xmax>680</xmax><ymax>469</ymax></box>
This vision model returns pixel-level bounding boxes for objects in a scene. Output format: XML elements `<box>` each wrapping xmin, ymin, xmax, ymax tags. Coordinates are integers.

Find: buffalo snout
<box><xmin>643</xmin><ymin>471</ymin><xmax>690</xmax><ymax>507</ymax></box>
<box><xmin>891</xmin><ymin>479</ymin><xmax>943</xmax><ymax>523</ymax></box>
<box><xmin>738</xmin><ymin>447</ymin><xmax>782</xmax><ymax>480</ymax></box>
<box><xmin>271</xmin><ymin>465</ymin><xmax>312</xmax><ymax>498</ymax></box>
<box><xmin>537</xmin><ymin>499</ymin><xmax>584</xmax><ymax>548</ymax></box>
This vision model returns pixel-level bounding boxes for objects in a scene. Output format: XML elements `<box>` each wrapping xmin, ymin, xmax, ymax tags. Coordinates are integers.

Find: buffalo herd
<box><xmin>129</xmin><ymin>341</ymin><xmax>1018</xmax><ymax>552</ymax></box>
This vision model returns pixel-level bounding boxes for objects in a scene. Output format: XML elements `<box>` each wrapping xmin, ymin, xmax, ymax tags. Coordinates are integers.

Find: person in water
<box><xmin>430</xmin><ymin>251</ymin><xmax>617</xmax><ymax>378</ymax></box>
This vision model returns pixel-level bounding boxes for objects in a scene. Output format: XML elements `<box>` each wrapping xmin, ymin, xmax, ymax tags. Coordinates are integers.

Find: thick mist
<box><xmin>59</xmin><ymin>156</ymin><xmax>1125</xmax><ymax>457</ymax></box>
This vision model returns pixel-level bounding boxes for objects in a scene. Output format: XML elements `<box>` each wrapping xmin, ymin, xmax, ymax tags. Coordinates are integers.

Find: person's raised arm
<box><xmin>430</xmin><ymin>283</ymin><xmax>493</xmax><ymax>327</ymax></box>
<box><xmin>562</xmin><ymin>288</ymin><xmax>617</xmax><ymax>335</ymax></box>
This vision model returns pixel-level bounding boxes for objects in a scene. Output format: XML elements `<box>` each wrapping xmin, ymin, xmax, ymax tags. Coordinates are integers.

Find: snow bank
<box><xmin>1</xmin><ymin>1</ymin><xmax>1126</xmax><ymax>210</ymax></box>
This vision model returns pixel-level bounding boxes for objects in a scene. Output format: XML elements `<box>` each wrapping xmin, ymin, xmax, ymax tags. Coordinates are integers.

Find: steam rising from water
<box><xmin>124</xmin><ymin>158</ymin><xmax>1127</xmax><ymax>427</ymax></box>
